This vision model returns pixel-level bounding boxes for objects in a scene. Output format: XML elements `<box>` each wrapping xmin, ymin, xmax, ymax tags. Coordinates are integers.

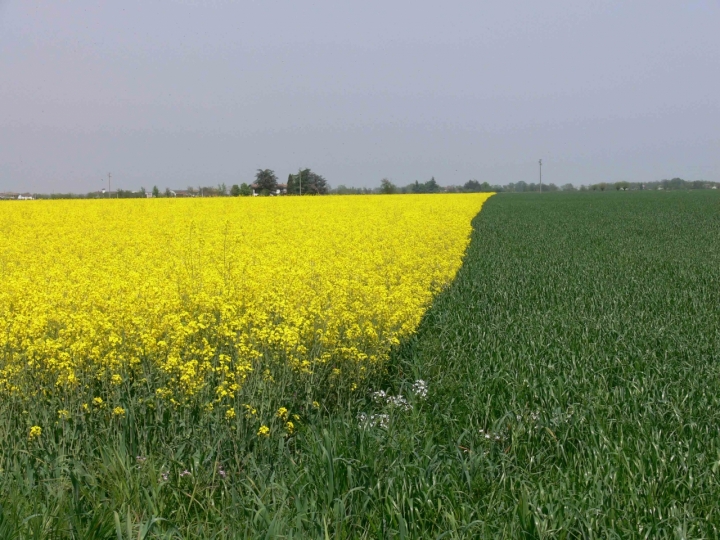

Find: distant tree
<box><xmin>598</xmin><ymin>183</ymin><xmax>608</xmax><ymax>191</ymax></box>
<box><xmin>239</xmin><ymin>183</ymin><xmax>252</xmax><ymax>196</ymax></box>
<box><xmin>380</xmin><ymin>178</ymin><xmax>397</xmax><ymax>194</ymax></box>
<box><xmin>255</xmin><ymin>169</ymin><xmax>278</xmax><ymax>193</ymax></box>
<box><xmin>152</xmin><ymin>186</ymin><xmax>159</xmax><ymax>198</ymax></box>
<box><xmin>220</xmin><ymin>183</ymin><xmax>227</xmax><ymax>196</ymax></box>
<box><xmin>140</xmin><ymin>187</ymin><xmax>147</xmax><ymax>197</ymax></box>
<box><xmin>287</xmin><ymin>169</ymin><xmax>328</xmax><ymax>195</ymax></box>
<box><xmin>464</xmin><ymin>180</ymin><xmax>481</xmax><ymax>192</ymax></box>
<box><xmin>425</xmin><ymin>177</ymin><xmax>441</xmax><ymax>193</ymax></box>
<box><xmin>230</xmin><ymin>184</ymin><xmax>241</xmax><ymax>197</ymax></box>
<box><xmin>332</xmin><ymin>185</ymin><xmax>366</xmax><ymax>194</ymax></box>
<box><xmin>408</xmin><ymin>177</ymin><xmax>442</xmax><ymax>194</ymax></box>
<box><xmin>305</xmin><ymin>170</ymin><xmax>328</xmax><ymax>194</ymax></box>
<box><xmin>614</xmin><ymin>181</ymin><xmax>630</xmax><ymax>191</ymax></box>
<box><xmin>668</xmin><ymin>177</ymin><xmax>686</xmax><ymax>190</ymax></box>
<box><xmin>165</xmin><ymin>188</ymin><xmax>172</xmax><ymax>197</ymax></box>
<box><xmin>562</xmin><ymin>183</ymin><xmax>576</xmax><ymax>191</ymax></box>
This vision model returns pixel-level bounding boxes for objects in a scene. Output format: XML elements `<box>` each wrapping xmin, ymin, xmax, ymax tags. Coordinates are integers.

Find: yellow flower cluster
<box><xmin>28</xmin><ymin>425</ymin><xmax>42</xmax><ymax>440</ymax></box>
<box><xmin>0</xmin><ymin>195</ymin><xmax>492</xmax><ymax>402</ymax></box>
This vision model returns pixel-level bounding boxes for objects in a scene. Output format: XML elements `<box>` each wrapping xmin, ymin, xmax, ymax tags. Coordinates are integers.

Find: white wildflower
<box><xmin>387</xmin><ymin>394</ymin><xmax>412</xmax><ymax>411</ymax></box>
<box><xmin>411</xmin><ymin>379</ymin><xmax>428</xmax><ymax>399</ymax></box>
<box><xmin>358</xmin><ymin>412</ymin><xmax>390</xmax><ymax>430</ymax></box>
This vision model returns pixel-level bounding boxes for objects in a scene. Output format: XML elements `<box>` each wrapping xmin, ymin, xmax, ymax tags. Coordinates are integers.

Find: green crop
<box><xmin>384</xmin><ymin>190</ymin><xmax>720</xmax><ymax>537</ymax></box>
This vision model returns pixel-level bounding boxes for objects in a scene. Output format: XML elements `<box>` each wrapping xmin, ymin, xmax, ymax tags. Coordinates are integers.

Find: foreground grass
<box><xmin>2</xmin><ymin>191</ymin><xmax>719</xmax><ymax>538</ymax></box>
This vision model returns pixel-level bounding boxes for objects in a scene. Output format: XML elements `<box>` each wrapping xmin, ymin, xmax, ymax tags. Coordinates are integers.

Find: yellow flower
<box><xmin>82</xmin><ymin>403</ymin><xmax>89</xmax><ymax>412</ymax></box>
<box><xmin>276</xmin><ymin>407</ymin><xmax>289</xmax><ymax>420</ymax></box>
<box><xmin>257</xmin><ymin>425</ymin><xmax>270</xmax><ymax>437</ymax></box>
<box><xmin>0</xmin><ymin>195</ymin><xmax>492</xmax><ymax>404</ymax></box>
<box><xmin>112</xmin><ymin>407</ymin><xmax>126</xmax><ymax>417</ymax></box>
<box><xmin>57</xmin><ymin>409</ymin><xmax>70</xmax><ymax>420</ymax></box>
<box><xmin>28</xmin><ymin>425</ymin><xmax>42</xmax><ymax>440</ymax></box>
<box><xmin>285</xmin><ymin>421</ymin><xmax>295</xmax><ymax>434</ymax></box>
<box><xmin>225</xmin><ymin>407</ymin><xmax>236</xmax><ymax>420</ymax></box>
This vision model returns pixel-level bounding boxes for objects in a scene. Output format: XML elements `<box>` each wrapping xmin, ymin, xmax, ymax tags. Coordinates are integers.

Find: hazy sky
<box><xmin>1</xmin><ymin>1</ymin><xmax>718</xmax><ymax>192</ymax></box>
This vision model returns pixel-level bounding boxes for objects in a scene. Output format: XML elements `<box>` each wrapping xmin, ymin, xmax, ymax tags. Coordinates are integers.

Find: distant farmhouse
<box><xmin>0</xmin><ymin>192</ymin><xmax>34</xmax><ymax>200</ymax></box>
<box><xmin>251</xmin><ymin>183</ymin><xmax>287</xmax><ymax>196</ymax></box>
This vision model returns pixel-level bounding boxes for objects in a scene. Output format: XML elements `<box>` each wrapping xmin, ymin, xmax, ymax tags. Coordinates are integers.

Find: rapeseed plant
<box><xmin>0</xmin><ymin>195</ymin><xmax>492</xmax><ymax>409</ymax></box>
<box><xmin>28</xmin><ymin>425</ymin><xmax>41</xmax><ymax>440</ymax></box>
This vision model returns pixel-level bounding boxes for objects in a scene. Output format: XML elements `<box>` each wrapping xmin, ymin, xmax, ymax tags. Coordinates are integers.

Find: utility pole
<box><xmin>538</xmin><ymin>159</ymin><xmax>542</xmax><ymax>193</ymax></box>
<box><xmin>108</xmin><ymin>173</ymin><xmax>112</xmax><ymax>198</ymax></box>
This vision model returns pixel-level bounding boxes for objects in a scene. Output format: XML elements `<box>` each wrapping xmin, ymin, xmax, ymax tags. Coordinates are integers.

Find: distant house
<box><xmin>0</xmin><ymin>192</ymin><xmax>33</xmax><ymax>200</ymax></box>
<box><xmin>251</xmin><ymin>183</ymin><xmax>287</xmax><ymax>196</ymax></box>
<box><xmin>171</xmin><ymin>190</ymin><xmax>195</xmax><ymax>197</ymax></box>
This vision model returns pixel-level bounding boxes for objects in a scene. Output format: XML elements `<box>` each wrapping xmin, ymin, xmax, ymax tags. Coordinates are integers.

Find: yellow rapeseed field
<box><xmin>0</xmin><ymin>194</ymin><xmax>492</xmax><ymax>405</ymax></box>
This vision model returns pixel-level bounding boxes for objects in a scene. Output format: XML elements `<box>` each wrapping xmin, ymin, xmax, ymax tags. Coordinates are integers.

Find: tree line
<box><xmin>11</xmin><ymin>175</ymin><xmax>718</xmax><ymax>200</ymax></box>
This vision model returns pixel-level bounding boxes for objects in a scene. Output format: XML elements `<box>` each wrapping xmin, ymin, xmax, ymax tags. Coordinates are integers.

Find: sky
<box><xmin>1</xmin><ymin>1</ymin><xmax>718</xmax><ymax>193</ymax></box>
